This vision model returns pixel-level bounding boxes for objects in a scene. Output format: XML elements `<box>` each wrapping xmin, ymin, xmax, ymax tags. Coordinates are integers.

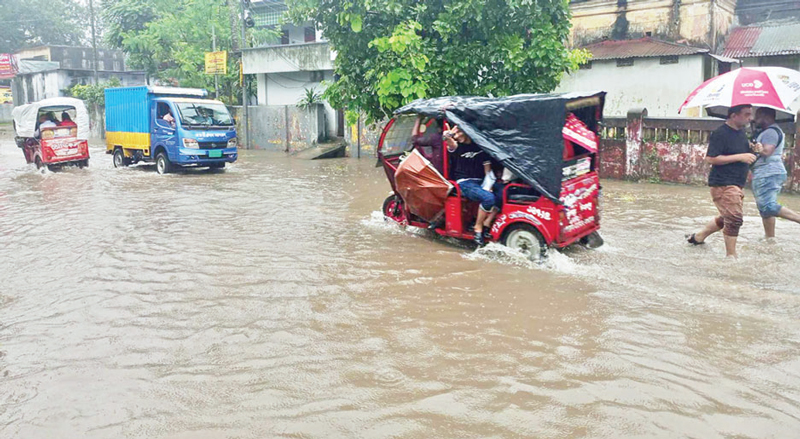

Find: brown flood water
<box><xmin>1</xmin><ymin>139</ymin><xmax>800</xmax><ymax>438</ymax></box>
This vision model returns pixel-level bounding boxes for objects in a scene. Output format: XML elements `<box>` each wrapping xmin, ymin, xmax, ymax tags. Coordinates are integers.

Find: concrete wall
<box><xmin>570</xmin><ymin>0</ymin><xmax>737</xmax><ymax>49</ymax></box>
<box><xmin>231</xmin><ymin>103</ymin><xmax>327</xmax><ymax>153</ymax></box>
<box><xmin>243</xmin><ymin>42</ymin><xmax>334</xmax><ymax>74</ymax></box>
<box><xmin>556</xmin><ymin>54</ymin><xmax>706</xmax><ymax>117</ymax></box>
<box><xmin>600</xmin><ymin>109</ymin><xmax>800</xmax><ymax>193</ymax></box>
<box><xmin>257</xmin><ymin>70</ymin><xmax>336</xmax><ymax>136</ymax></box>
<box><xmin>0</xmin><ymin>104</ymin><xmax>13</xmax><ymax>123</ymax></box>
<box><xmin>344</xmin><ymin>116</ymin><xmax>384</xmax><ymax>157</ymax></box>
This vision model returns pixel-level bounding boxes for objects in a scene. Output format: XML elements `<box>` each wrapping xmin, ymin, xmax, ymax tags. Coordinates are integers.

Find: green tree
<box><xmin>101</xmin><ymin>0</ymin><xmax>271</xmax><ymax>104</ymax></box>
<box><xmin>0</xmin><ymin>0</ymin><xmax>87</xmax><ymax>53</ymax></box>
<box><xmin>287</xmin><ymin>0</ymin><xmax>588</xmax><ymax>123</ymax></box>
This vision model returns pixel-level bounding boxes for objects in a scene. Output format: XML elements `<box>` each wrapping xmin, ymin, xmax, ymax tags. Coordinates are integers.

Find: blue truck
<box><xmin>105</xmin><ymin>86</ymin><xmax>238</xmax><ymax>174</ymax></box>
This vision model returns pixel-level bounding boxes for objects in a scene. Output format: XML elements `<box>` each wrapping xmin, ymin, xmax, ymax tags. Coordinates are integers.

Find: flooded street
<box><xmin>1</xmin><ymin>138</ymin><xmax>800</xmax><ymax>438</ymax></box>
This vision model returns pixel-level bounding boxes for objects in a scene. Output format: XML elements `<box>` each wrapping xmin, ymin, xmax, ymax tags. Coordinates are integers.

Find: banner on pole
<box><xmin>204</xmin><ymin>51</ymin><xmax>227</xmax><ymax>75</ymax></box>
<box><xmin>0</xmin><ymin>53</ymin><xmax>18</xmax><ymax>79</ymax></box>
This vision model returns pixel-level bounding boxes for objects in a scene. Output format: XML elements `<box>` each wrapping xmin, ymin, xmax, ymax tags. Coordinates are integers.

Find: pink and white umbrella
<box><xmin>679</xmin><ymin>67</ymin><xmax>800</xmax><ymax>121</ymax></box>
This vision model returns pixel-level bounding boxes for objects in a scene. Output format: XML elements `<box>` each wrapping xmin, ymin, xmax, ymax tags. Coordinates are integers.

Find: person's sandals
<box><xmin>482</xmin><ymin>228</ymin><xmax>492</xmax><ymax>241</ymax></box>
<box><xmin>686</xmin><ymin>233</ymin><xmax>704</xmax><ymax>245</ymax></box>
<box><xmin>473</xmin><ymin>231</ymin><xmax>485</xmax><ymax>246</ymax></box>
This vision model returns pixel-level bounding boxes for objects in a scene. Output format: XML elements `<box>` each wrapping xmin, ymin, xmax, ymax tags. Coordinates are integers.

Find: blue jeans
<box><xmin>752</xmin><ymin>173</ymin><xmax>787</xmax><ymax>218</ymax></box>
<box><xmin>459</xmin><ymin>179</ymin><xmax>502</xmax><ymax>212</ymax></box>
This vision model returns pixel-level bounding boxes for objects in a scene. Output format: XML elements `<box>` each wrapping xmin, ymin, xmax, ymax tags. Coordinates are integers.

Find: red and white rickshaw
<box><xmin>378</xmin><ymin>92</ymin><xmax>606</xmax><ymax>260</ymax></box>
<box><xmin>12</xmin><ymin>97</ymin><xmax>91</xmax><ymax>171</ymax></box>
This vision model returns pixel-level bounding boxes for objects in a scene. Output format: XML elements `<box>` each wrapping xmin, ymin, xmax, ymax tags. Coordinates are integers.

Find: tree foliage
<box><xmin>0</xmin><ymin>0</ymin><xmax>87</xmax><ymax>53</ymax></box>
<box><xmin>65</xmin><ymin>76</ymin><xmax>122</xmax><ymax>108</ymax></box>
<box><xmin>101</xmin><ymin>0</ymin><xmax>272</xmax><ymax>104</ymax></box>
<box><xmin>287</xmin><ymin>0</ymin><xmax>588</xmax><ymax>123</ymax></box>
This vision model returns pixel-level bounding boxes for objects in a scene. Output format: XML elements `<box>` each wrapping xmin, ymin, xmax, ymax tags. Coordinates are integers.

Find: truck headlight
<box><xmin>227</xmin><ymin>137</ymin><xmax>238</xmax><ymax>149</ymax></box>
<box><xmin>183</xmin><ymin>138</ymin><xmax>199</xmax><ymax>149</ymax></box>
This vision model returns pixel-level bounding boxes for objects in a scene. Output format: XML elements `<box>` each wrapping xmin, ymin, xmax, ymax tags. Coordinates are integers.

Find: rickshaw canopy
<box><xmin>12</xmin><ymin>97</ymin><xmax>91</xmax><ymax>140</ymax></box>
<box><xmin>394</xmin><ymin>91</ymin><xmax>606</xmax><ymax>202</ymax></box>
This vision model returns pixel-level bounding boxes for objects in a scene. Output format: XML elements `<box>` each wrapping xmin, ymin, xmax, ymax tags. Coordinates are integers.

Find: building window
<box><xmin>281</xmin><ymin>29</ymin><xmax>289</xmax><ymax>45</ymax></box>
<box><xmin>82</xmin><ymin>59</ymin><xmax>89</xmax><ymax>69</ymax></box>
<box><xmin>660</xmin><ymin>55</ymin><xmax>679</xmax><ymax>64</ymax></box>
<box><xmin>616</xmin><ymin>58</ymin><xmax>634</xmax><ymax>67</ymax></box>
<box><xmin>304</xmin><ymin>27</ymin><xmax>316</xmax><ymax>43</ymax></box>
<box><xmin>115</xmin><ymin>61</ymin><xmax>122</xmax><ymax>71</ymax></box>
<box><xmin>98</xmin><ymin>61</ymin><xmax>105</xmax><ymax>71</ymax></box>
<box><xmin>579</xmin><ymin>61</ymin><xmax>592</xmax><ymax>70</ymax></box>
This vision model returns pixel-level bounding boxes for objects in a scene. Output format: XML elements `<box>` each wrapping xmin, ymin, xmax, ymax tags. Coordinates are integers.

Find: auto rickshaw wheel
<box><xmin>113</xmin><ymin>148</ymin><xmax>128</xmax><ymax>168</ymax></box>
<box><xmin>78</xmin><ymin>159</ymin><xmax>89</xmax><ymax>169</ymax></box>
<box><xmin>580</xmin><ymin>231</ymin><xmax>604</xmax><ymax>249</ymax></box>
<box><xmin>155</xmin><ymin>152</ymin><xmax>172</xmax><ymax>175</ymax></box>
<box><xmin>382</xmin><ymin>195</ymin><xmax>407</xmax><ymax>225</ymax></box>
<box><xmin>502</xmin><ymin>224</ymin><xmax>546</xmax><ymax>261</ymax></box>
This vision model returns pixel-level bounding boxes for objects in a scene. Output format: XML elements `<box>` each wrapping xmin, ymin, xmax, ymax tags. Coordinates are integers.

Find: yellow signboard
<box><xmin>0</xmin><ymin>86</ymin><xmax>11</xmax><ymax>104</ymax></box>
<box><xmin>204</xmin><ymin>51</ymin><xmax>227</xmax><ymax>75</ymax></box>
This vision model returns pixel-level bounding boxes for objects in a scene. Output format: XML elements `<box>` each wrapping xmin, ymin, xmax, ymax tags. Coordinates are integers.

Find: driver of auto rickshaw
<box><xmin>444</xmin><ymin>125</ymin><xmax>502</xmax><ymax>245</ymax></box>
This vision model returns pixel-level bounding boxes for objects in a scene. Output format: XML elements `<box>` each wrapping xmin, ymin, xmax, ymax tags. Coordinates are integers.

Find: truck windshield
<box><xmin>175</xmin><ymin>102</ymin><xmax>234</xmax><ymax>127</ymax></box>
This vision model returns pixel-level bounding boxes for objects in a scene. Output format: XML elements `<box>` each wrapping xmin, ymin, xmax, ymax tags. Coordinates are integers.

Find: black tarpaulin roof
<box><xmin>395</xmin><ymin>91</ymin><xmax>606</xmax><ymax>203</ymax></box>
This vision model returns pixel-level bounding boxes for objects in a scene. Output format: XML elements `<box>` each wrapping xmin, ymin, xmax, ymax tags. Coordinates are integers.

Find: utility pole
<box><xmin>89</xmin><ymin>0</ymin><xmax>99</xmax><ymax>85</ymax></box>
<box><xmin>212</xmin><ymin>23</ymin><xmax>219</xmax><ymax>99</ymax></box>
<box><xmin>240</xmin><ymin>0</ymin><xmax>249</xmax><ymax>149</ymax></box>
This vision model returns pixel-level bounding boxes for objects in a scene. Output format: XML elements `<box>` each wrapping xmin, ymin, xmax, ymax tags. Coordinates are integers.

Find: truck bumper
<box><xmin>174</xmin><ymin>148</ymin><xmax>238</xmax><ymax>165</ymax></box>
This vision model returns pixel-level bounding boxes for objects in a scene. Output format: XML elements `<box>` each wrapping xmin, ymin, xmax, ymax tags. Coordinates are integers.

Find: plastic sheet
<box><xmin>395</xmin><ymin>92</ymin><xmax>606</xmax><ymax>202</ymax></box>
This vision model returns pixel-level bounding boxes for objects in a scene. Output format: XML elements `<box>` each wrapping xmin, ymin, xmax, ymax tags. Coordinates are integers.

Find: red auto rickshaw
<box><xmin>12</xmin><ymin>97</ymin><xmax>90</xmax><ymax>170</ymax></box>
<box><xmin>378</xmin><ymin>92</ymin><xmax>606</xmax><ymax>260</ymax></box>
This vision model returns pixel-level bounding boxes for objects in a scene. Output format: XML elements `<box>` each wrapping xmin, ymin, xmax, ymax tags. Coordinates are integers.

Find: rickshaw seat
<box><xmin>506</xmin><ymin>184</ymin><xmax>541</xmax><ymax>204</ymax></box>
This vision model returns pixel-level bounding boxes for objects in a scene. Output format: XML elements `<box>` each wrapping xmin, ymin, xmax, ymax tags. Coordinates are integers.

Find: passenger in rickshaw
<box><xmin>444</xmin><ymin>125</ymin><xmax>503</xmax><ymax>245</ymax></box>
<box><xmin>411</xmin><ymin>116</ymin><xmax>444</xmax><ymax>171</ymax></box>
<box><xmin>34</xmin><ymin>112</ymin><xmax>57</xmax><ymax>138</ymax></box>
<box><xmin>58</xmin><ymin>112</ymin><xmax>77</xmax><ymax>128</ymax></box>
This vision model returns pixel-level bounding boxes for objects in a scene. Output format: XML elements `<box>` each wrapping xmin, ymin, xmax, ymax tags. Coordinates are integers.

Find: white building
<box><xmin>242</xmin><ymin>0</ymin><xmax>341</xmax><ymax>137</ymax></box>
<box><xmin>556</xmin><ymin>38</ymin><xmax>715</xmax><ymax>117</ymax></box>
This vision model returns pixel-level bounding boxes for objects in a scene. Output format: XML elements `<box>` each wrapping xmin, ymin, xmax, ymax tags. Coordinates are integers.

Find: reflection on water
<box><xmin>1</xmin><ymin>140</ymin><xmax>799</xmax><ymax>438</ymax></box>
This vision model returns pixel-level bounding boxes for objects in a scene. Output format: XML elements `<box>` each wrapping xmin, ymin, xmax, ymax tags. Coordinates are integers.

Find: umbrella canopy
<box><xmin>679</xmin><ymin>67</ymin><xmax>800</xmax><ymax>121</ymax></box>
<box><xmin>394</xmin><ymin>150</ymin><xmax>453</xmax><ymax>222</ymax></box>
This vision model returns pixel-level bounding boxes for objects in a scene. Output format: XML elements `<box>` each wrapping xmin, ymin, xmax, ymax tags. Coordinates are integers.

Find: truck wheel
<box><xmin>382</xmin><ymin>195</ymin><xmax>407</xmax><ymax>224</ymax></box>
<box><xmin>208</xmin><ymin>162</ymin><xmax>225</xmax><ymax>170</ymax></box>
<box><xmin>112</xmin><ymin>148</ymin><xmax>127</xmax><ymax>168</ymax></box>
<box><xmin>155</xmin><ymin>152</ymin><xmax>172</xmax><ymax>174</ymax></box>
<box><xmin>502</xmin><ymin>224</ymin><xmax>546</xmax><ymax>261</ymax></box>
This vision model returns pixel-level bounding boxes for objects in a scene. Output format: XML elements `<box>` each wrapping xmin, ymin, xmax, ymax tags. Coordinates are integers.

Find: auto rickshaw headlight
<box><xmin>183</xmin><ymin>138</ymin><xmax>199</xmax><ymax>149</ymax></box>
<box><xmin>227</xmin><ymin>137</ymin><xmax>238</xmax><ymax>149</ymax></box>
<box><xmin>70</xmin><ymin>128</ymin><xmax>77</xmax><ymax>137</ymax></box>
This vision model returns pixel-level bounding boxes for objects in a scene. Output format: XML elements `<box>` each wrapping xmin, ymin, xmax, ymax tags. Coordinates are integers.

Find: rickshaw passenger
<box><xmin>59</xmin><ymin>112</ymin><xmax>77</xmax><ymax>128</ymax></box>
<box><xmin>445</xmin><ymin>125</ymin><xmax>502</xmax><ymax>245</ymax></box>
<box><xmin>34</xmin><ymin>112</ymin><xmax>57</xmax><ymax>138</ymax></box>
<box><xmin>411</xmin><ymin>116</ymin><xmax>444</xmax><ymax>171</ymax></box>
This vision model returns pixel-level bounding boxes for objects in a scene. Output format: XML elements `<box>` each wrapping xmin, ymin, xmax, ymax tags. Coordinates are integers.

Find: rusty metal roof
<box><xmin>721</xmin><ymin>23</ymin><xmax>800</xmax><ymax>58</ymax></box>
<box><xmin>581</xmin><ymin>38</ymin><xmax>709</xmax><ymax>61</ymax></box>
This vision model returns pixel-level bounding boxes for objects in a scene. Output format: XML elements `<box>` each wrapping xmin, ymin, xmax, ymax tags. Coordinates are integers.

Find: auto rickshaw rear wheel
<box><xmin>155</xmin><ymin>152</ymin><xmax>172</xmax><ymax>175</ymax></box>
<box><xmin>113</xmin><ymin>148</ymin><xmax>128</xmax><ymax>168</ymax></box>
<box><xmin>502</xmin><ymin>224</ymin><xmax>546</xmax><ymax>261</ymax></box>
<box><xmin>580</xmin><ymin>231</ymin><xmax>604</xmax><ymax>249</ymax></box>
<box><xmin>382</xmin><ymin>195</ymin><xmax>407</xmax><ymax>225</ymax></box>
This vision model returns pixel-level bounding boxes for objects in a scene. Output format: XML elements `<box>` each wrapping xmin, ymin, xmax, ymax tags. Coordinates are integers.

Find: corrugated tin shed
<box><xmin>722</xmin><ymin>23</ymin><xmax>800</xmax><ymax>58</ymax></box>
<box><xmin>581</xmin><ymin>38</ymin><xmax>709</xmax><ymax>60</ymax></box>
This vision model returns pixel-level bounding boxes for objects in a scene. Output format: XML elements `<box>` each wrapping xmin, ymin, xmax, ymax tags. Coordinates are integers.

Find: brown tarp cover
<box><xmin>394</xmin><ymin>149</ymin><xmax>453</xmax><ymax>222</ymax></box>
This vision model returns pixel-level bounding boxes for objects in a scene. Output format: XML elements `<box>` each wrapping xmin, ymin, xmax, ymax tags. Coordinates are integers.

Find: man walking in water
<box><xmin>687</xmin><ymin>105</ymin><xmax>757</xmax><ymax>257</ymax></box>
<box><xmin>751</xmin><ymin>107</ymin><xmax>800</xmax><ymax>237</ymax></box>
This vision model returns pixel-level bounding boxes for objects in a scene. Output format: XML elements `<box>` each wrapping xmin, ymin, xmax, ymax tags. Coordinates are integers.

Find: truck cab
<box><xmin>105</xmin><ymin>86</ymin><xmax>238</xmax><ymax>174</ymax></box>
